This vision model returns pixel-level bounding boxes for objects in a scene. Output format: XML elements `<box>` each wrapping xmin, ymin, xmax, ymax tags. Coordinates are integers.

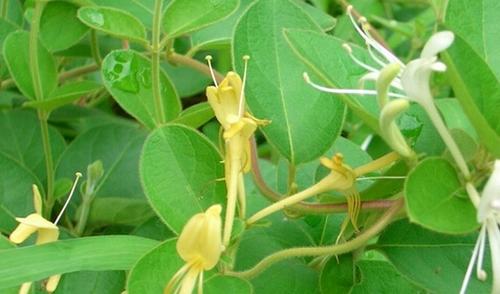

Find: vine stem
<box><xmin>226</xmin><ymin>198</ymin><xmax>404</xmax><ymax>279</ymax></box>
<box><xmin>90</xmin><ymin>30</ymin><xmax>102</xmax><ymax>66</ymax></box>
<box><xmin>151</xmin><ymin>0</ymin><xmax>166</xmax><ymax>126</ymax></box>
<box><xmin>1</xmin><ymin>63</ymin><xmax>99</xmax><ymax>89</ymax></box>
<box><xmin>249</xmin><ymin>137</ymin><xmax>398</xmax><ymax>214</ymax></box>
<box><xmin>30</xmin><ymin>1</ymin><xmax>55</xmax><ymax>209</ymax></box>
<box><xmin>167</xmin><ymin>52</ymin><xmax>224</xmax><ymax>83</ymax></box>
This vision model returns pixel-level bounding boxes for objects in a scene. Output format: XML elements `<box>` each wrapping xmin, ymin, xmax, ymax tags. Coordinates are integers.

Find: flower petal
<box><xmin>421</xmin><ymin>31</ymin><xmax>454</xmax><ymax>58</ymax></box>
<box><xmin>478</xmin><ymin>160</ymin><xmax>500</xmax><ymax>222</ymax></box>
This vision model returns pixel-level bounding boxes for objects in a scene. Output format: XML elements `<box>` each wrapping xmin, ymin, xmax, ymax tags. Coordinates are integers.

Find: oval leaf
<box><xmin>128</xmin><ymin>240</ymin><xmax>252</xmax><ymax>294</ymax></box>
<box><xmin>102</xmin><ymin>49</ymin><xmax>181</xmax><ymax>129</ymax></box>
<box><xmin>0</xmin><ymin>236</ymin><xmax>158</xmax><ymax>289</ymax></box>
<box><xmin>405</xmin><ymin>157</ymin><xmax>478</xmax><ymax>234</ymax></box>
<box><xmin>0</xmin><ymin>110</ymin><xmax>66</xmax><ymax>183</ymax></box>
<box><xmin>140</xmin><ymin>124</ymin><xmax>225</xmax><ymax>233</ymax></box>
<box><xmin>40</xmin><ymin>1</ymin><xmax>89</xmax><ymax>52</ymax></box>
<box><xmin>3</xmin><ymin>31</ymin><xmax>57</xmax><ymax>100</ymax></box>
<box><xmin>0</xmin><ymin>152</ymin><xmax>41</xmax><ymax>233</ymax></box>
<box><xmin>377</xmin><ymin>220</ymin><xmax>491</xmax><ymax>293</ymax></box>
<box><xmin>56</xmin><ymin>123</ymin><xmax>147</xmax><ymax>199</ymax></box>
<box><xmin>233</xmin><ymin>0</ymin><xmax>346</xmax><ymax>164</ymax></box>
<box><xmin>77</xmin><ymin>6</ymin><xmax>147</xmax><ymax>43</ymax></box>
<box><xmin>163</xmin><ymin>0</ymin><xmax>239</xmax><ymax>38</ymax></box>
<box><xmin>284</xmin><ymin>28</ymin><xmax>380</xmax><ymax>132</ymax></box>
<box><xmin>23</xmin><ymin>80</ymin><xmax>102</xmax><ymax>112</ymax></box>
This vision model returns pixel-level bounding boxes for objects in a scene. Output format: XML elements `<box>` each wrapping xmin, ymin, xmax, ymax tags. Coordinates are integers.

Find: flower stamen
<box><xmin>204</xmin><ymin>55</ymin><xmax>218</xmax><ymax>87</ymax></box>
<box><xmin>303</xmin><ymin>72</ymin><xmax>406</xmax><ymax>98</ymax></box>
<box><xmin>54</xmin><ymin>172</ymin><xmax>82</xmax><ymax>225</ymax></box>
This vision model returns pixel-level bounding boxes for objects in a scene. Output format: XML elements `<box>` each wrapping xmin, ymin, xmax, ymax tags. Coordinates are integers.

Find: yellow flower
<box><xmin>10</xmin><ymin>173</ymin><xmax>81</xmax><ymax>294</ymax></box>
<box><xmin>10</xmin><ymin>185</ymin><xmax>61</xmax><ymax>294</ymax></box>
<box><xmin>206</xmin><ymin>71</ymin><xmax>243</xmax><ymax>130</ymax></box>
<box><xmin>204</xmin><ymin>56</ymin><xmax>269</xmax><ymax>247</ymax></box>
<box><xmin>165</xmin><ymin>205</ymin><xmax>223</xmax><ymax>294</ymax></box>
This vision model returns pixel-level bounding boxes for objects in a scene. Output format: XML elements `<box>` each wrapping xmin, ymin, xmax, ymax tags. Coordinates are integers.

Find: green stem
<box><xmin>423</xmin><ymin>103</ymin><xmax>470</xmax><ymax>179</ymax></box>
<box><xmin>151</xmin><ymin>0</ymin><xmax>166</xmax><ymax>126</ymax></box>
<box><xmin>287</xmin><ymin>162</ymin><xmax>296</xmax><ymax>195</ymax></box>
<box><xmin>30</xmin><ymin>1</ymin><xmax>55</xmax><ymax>209</ymax></box>
<box><xmin>1</xmin><ymin>0</ymin><xmax>8</xmax><ymax>18</ymax></box>
<box><xmin>90</xmin><ymin>30</ymin><xmax>102</xmax><ymax>66</ymax></box>
<box><xmin>75</xmin><ymin>197</ymin><xmax>93</xmax><ymax>236</ymax></box>
<box><xmin>226</xmin><ymin>198</ymin><xmax>404</xmax><ymax>279</ymax></box>
<box><xmin>38</xmin><ymin>110</ymin><xmax>55</xmax><ymax>211</ymax></box>
<box><xmin>249</xmin><ymin>137</ymin><xmax>397</xmax><ymax>214</ymax></box>
<box><xmin>29</xmin><ymin>1</ymin><xmax>45</xmax><ymax>101</ymax></box>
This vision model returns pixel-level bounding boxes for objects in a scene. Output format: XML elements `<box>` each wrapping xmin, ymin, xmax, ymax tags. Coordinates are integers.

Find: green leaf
<box><xmin>405</xmin><ymin>157</ymin><xmax>478</xmax><ymax>234</ymax></box>
<box><xmin>445</xmin><ymin>0</ymin><xmax>500</xmax><ymax>78</ymax></box>
<box><xmin>0</xmin><ymin>236</ymin><xmax>158</xmax><ymax>289</ymax></box>
<box><xmin>55</xmin><ymin>124</ymin><xmax>147</xmax><ymax>199</ymax></box>
<box><xmin>171</xmin><ymin>102</ymin><xmax>214</xmax><ymax>129</ymax></box>
<box><xmin>40</xmin><ymin>1</ymin><xmax>89</xmax><ymax>52</ymax></box>
<box><xmin>233</xmin><ymin>0</ymin><xmax>346</xmax><ymax>164</ymax></box>
<box><xmin>3</xmin><ymin>31</ymin><xmax>57</xmax><ymax>100</ymax></box>
<box><xmin>77</xmin><ymin>7</ymin><xmax>147</xmax><ymax>44</ymax></box>
<box><xmin>140</xmin><ymin>124</ymin><xmax>225</xmax><ymax>234</ymax></box>
<box><xmin>284</xmin><ymin>29</ymin><xmax>379</xmax><ymax>133</ymax></box>
<box><xmin>352</xmin><ymin>260</ymin><xmax>424</xmax><ymax>293</ymax></box>
<box><xmin>0</xmin><ymin>110</ymin><xmax>66</xmax><ymax>184</ymax></box>
<box><xmin>294</xmin><ymin>0</ymin><xmax>336</xmax><ymax>31</ymax></box>
<box><xmin>128</xmin><ymin>239</ymin><xmax>252</xmax><ymax>294</ymax></box>
<box><xmin>0</xmin><ymin>152</ymin><xmax>41</xmax><ymax>233</ymax></box>
<box><xmin>0</xmin><ymin>18</ymin><xmax>17</xmax><ymax>51</ymax></box>
<box><xmin>101</xmin><ymin>50</ymin><xmax>181</xmax><ymax>129</ymax></box>
<box><xmin>189</xmin><ymin>0</ymin><xmax>254</xmax><ymax>55</ymax></box>
<box><xmin>131</xmin><ymin>217</ymin><xmax>174</xmax><ymax>241</ymax></box>
<box><xmin>444</xmin><ymin>1</ymin><xmax>500</xmax><ymax>156</ymax></box>
<box><xmin>54</xmin><ymin>271</ymin><xmax>125</xmax><ymax>294</ymax></box>
<box><xmin>163</xmin><ymin>61</ymin><xmax>211</xmax><ymax>97</ymax></box>
<box><xmin>189</xmin><ymin>0</ymin><xmax>335</xmax><ymax>55</ymax></box>
<box><xmin>320</xmin><ymin>255</ymin><xmax>355</xmax><ymax>293</ymax></box>
<box><xmin>90</xmin><ymin>0</ymin><xmax>155</xmax><ymax>29</ymax></box>
<box><xmin>23</xmin><ymin>81</ymin><xmax>102</xmax><ymax>112</ymax></box>
<box><xmin>377</xmin><ymin>220</ymin><xmax>491</xmax><ymax>293</ymax></box>
<box><xmin>436</xmin><ymin>98</ymin><xmax>476</xmax><ymax>139</ymax></box>
<box><xmin>442</xmin><ymin>36</ymin><xmax>500</xmax><ymax>157</ymax></box>
<box><xmin>163</xmin><ymin>0</ymin><xmax>240</xmax><ymax>39</ymax></box>
<box><xmin>86</xmin><ymin>197</ymin><xmax>155</xmax><ymax>228</ymax></box>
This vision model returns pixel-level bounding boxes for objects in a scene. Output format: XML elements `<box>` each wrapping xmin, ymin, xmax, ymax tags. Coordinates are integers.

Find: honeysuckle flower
<box><xmin>460</xmin><ymin>160</ymin><xmax>500</xmax><ymax>294</ymax></box>
<box><xmin>10</xmin><ymin>173</ymin><xmax>81</xmax><ymax>294</ymax></box>
<box><xmin>205</xmin><ymin>56</ymin><xmax>269</xmax><ymax>246</ymax></box>
<box><xmin>165</xmin><ymin>205</ymin><xmax>223</xmax><ymax>294</ymax></box>
<box><xmin>304</xmin><ymin>5</ymin><xmax>470</xmax><ymax>177</ymax></box>
<box><xmin>246</xmin><ymin>152</ymin><xmax>400</xmax><ymax>226</ymax></box>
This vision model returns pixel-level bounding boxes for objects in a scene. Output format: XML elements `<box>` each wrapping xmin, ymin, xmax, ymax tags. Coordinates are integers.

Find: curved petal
<box><xmin>421</xmin><ymin>31</ymin><xmax>454</xmax><ymax>58</ymax></box>
<box><xmin>478</xmin><ymin>160</ymin><xmax>500</xmax><ymax>222</ymax></box>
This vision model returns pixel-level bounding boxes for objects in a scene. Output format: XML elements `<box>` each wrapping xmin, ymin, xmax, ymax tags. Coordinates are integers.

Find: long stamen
<box><xmin>238</xmin><ymin>55</ymin><xmax>250</xmax><ymax>118</ymax></box>
<box><xmin>205</xmin><ymin>55</ymin><xmax>218</xmax><ymax>87</ymax></box>
<box><xmin>54</xmin><ymin>172</ymin><xmax>82</xmax><ymax>225</ymax></box>
<box><xmin>356</xmin><ymin>176</ymin><xmax>406</xmax><ymax>181</ymax></box>
<box><xmin>359</xmin><ymin>17</ymin><xmax>403</xmax><ymax>66</ymax></box>
<box><xmin>460</xmin><ymin>228</ymin><xmax>484</xmax><ymax>294</ymax></box>
<box><xmin>476</xmin><ymin>225</ymin><xmax>488</xmax><ymax>281</ymax></box>
<box><xmin>303</xmin><ymin>72</ymin><xmax>406</xmax><ymax>98</ymax></box>
<box><xmin>346</xmin><ymin>6</ymin><xmax>402</xmax><ymax>66</ymax></box>
<box><xmin>342</xmin><ymin>44</ymin><xmax>379</xmax><ymax>73</ymax></box>
<box><xmin>366</xmin><ymin>42</ymin><xmax>389</xmax><ymax>67</ymax></box>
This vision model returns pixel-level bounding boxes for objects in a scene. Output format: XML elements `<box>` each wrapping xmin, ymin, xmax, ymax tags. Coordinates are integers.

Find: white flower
<box><xmin>460</xmin><ymin>160</ymin><xmax>500</xmax><ymax>294</ymax></box>
<box><xmin>304</xmin><ymin>5</ymin><xmax>470</xmax><ymax>178</ymax></box>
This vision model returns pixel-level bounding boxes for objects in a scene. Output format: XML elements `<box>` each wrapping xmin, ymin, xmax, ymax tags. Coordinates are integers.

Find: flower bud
<box><xmin>176</xmin><ymin>205</ymin><xmax>223</xmax><ymax>270</ymax></box>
